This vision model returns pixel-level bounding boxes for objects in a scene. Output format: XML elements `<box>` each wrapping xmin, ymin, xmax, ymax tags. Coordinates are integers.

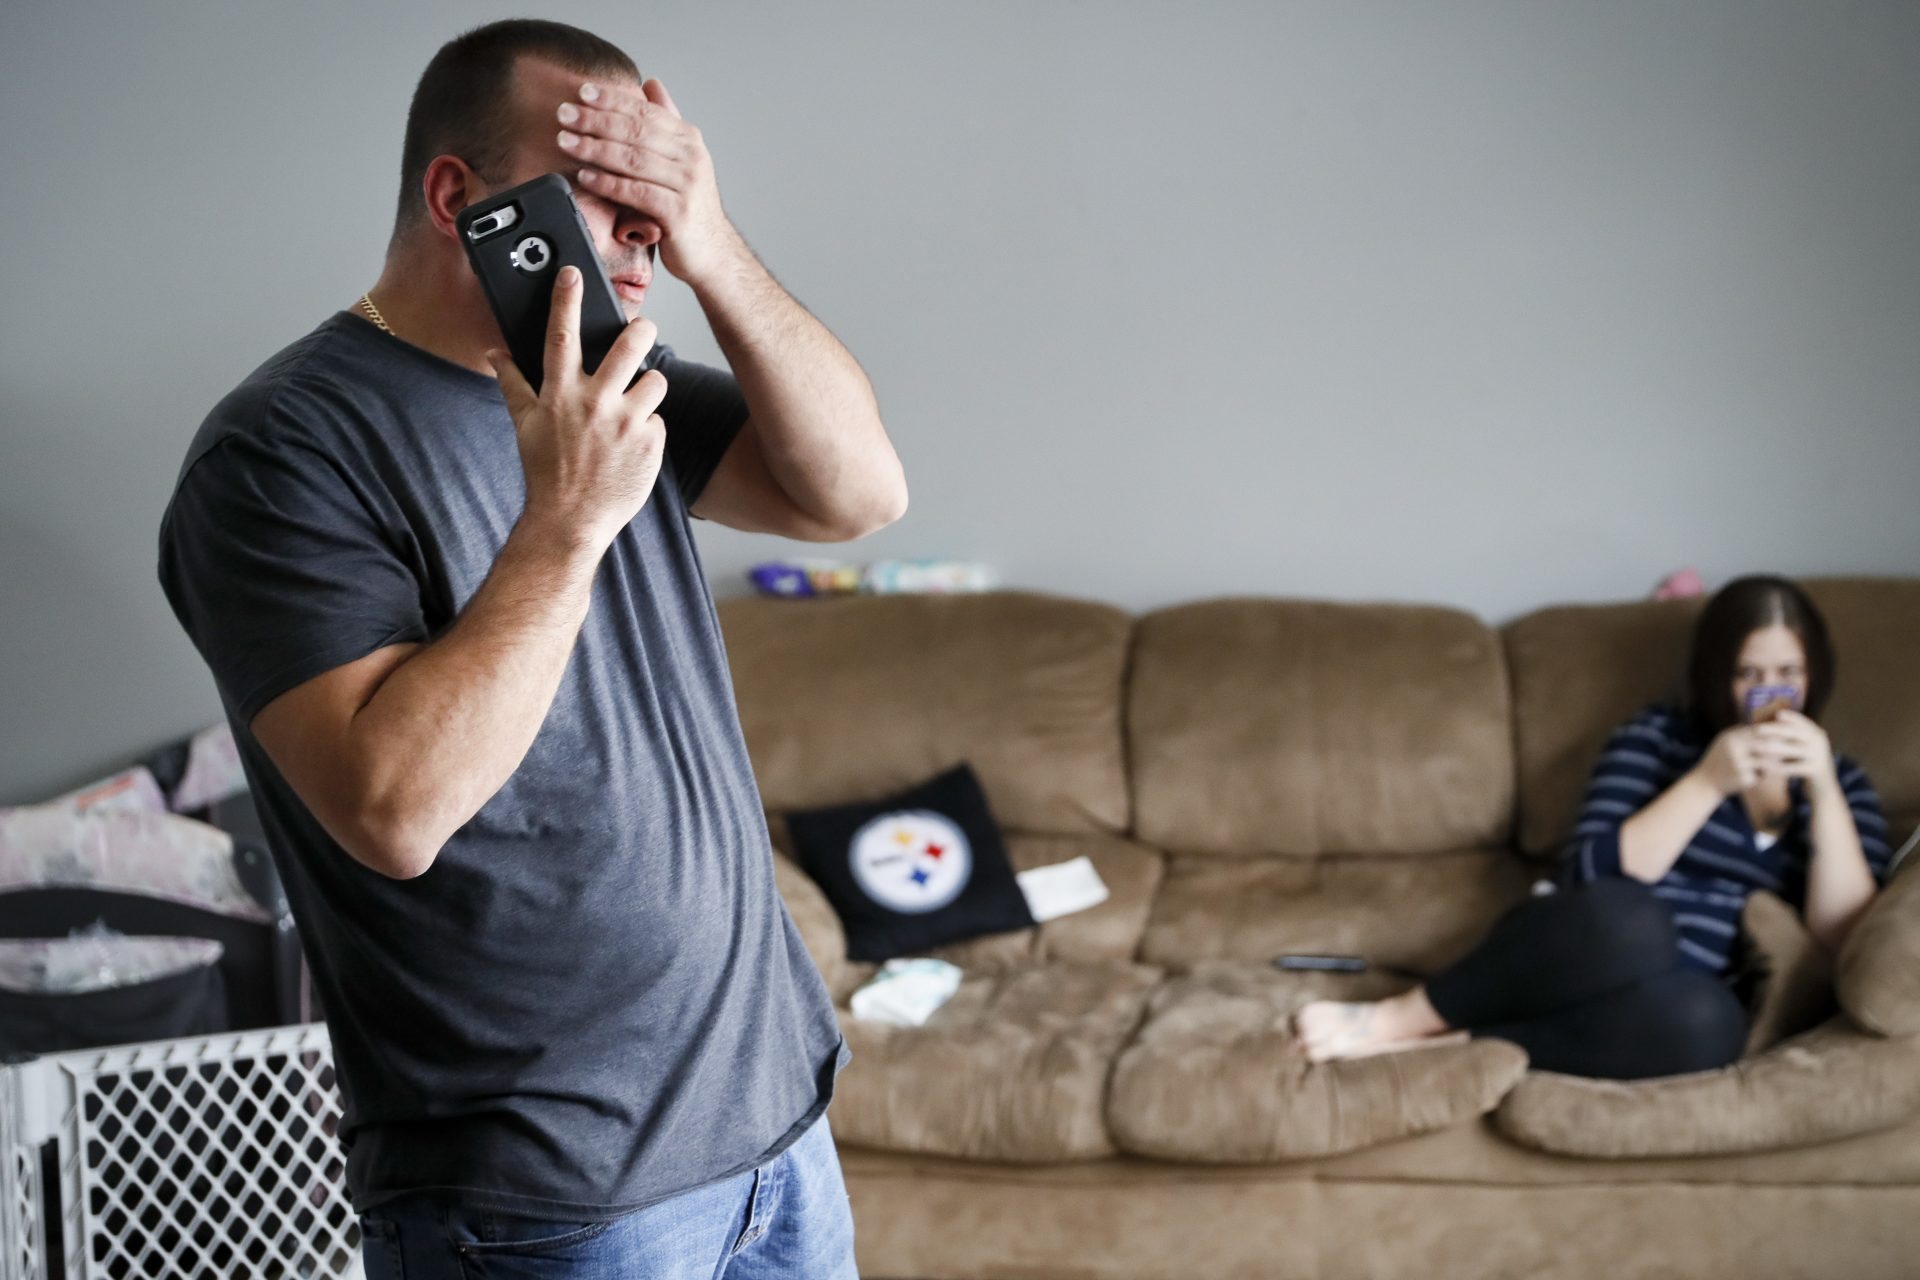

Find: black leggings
<box><xmin>1423</xmin><ymin>877</ymin><xmax>1749</xmax><ymax>1080</ymax></box>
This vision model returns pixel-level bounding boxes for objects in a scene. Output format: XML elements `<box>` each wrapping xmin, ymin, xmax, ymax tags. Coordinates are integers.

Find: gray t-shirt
<box><xmin>156</xmin><ymin>309</ymin><xmax>851</xmax><ymax>1220</ymax></box>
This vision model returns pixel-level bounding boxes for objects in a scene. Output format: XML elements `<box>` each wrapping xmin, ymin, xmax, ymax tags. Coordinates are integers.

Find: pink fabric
<box><xmin>1653</xmin><ymin>568</ymin><xmax>1706</xmax><ymax>600</ymax></box>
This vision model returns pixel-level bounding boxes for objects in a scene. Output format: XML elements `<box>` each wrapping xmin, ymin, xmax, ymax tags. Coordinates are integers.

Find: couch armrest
<box><xmin>1836</xmin><ymin>857</ymin><xmax>1920</xmax><ymax>1036</ymax></box>
<box><xmin>1495</xmin><ymin>1015</ymin><xmax>1920</xmax><ymax>1158</ymax></box>
<box><xmin>767</xmin><ymin>808</ymin><xmax>886</xmax><ymax>1005</ymax></box>
<box><xmin>770</xmin><ymin>847</ymin><xmax>863</xmax><ymax>1005</ymax></box>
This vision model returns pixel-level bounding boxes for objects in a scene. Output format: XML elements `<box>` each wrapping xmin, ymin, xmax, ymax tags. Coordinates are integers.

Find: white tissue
<box><xmin>1015</xmin><ymin>855</ymin><xmax>1110</xmax><ymax>922</ymax></box>
<box><xmin>849</xmin><ymin>957</ymin><xmax>965</xmax><ymax>1026</ymax></box>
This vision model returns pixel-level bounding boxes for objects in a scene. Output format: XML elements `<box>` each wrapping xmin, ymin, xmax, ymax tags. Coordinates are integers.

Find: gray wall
<box><xmin>4</xmin><ymin>1</ymin><xmax>1917</xmax><ymax>803</ymax></box>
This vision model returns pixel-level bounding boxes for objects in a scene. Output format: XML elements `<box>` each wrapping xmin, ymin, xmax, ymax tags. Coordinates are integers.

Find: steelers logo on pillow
<box><xmin>784</xmin><ymin>761</ymin><xmax>1037</xmax><ymax>964</ymax></box>
<box><xmin>849</xmin><ymin>809</ymin><xmax>974</xmax><ymax>913</ymax></box>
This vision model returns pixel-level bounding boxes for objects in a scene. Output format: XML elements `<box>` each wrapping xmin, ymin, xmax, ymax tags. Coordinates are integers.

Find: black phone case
<box><xmin>454</xmin><ymin>173</ymin><xmax>650</xmax><ymax>394</ymax></box>
<box><xmin>1271</xmin><ymin>954</ymin><xmax>1369</xmax><ymax>973</ymax></box>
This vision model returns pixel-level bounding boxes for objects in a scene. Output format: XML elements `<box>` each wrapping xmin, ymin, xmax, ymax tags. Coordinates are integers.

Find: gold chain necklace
<box><xmin>357</xmin><ymin>292</ymin><xmax>393</xmax><ymax>334</ymax></box>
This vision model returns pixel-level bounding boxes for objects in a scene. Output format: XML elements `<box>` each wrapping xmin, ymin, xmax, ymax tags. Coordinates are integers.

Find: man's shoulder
<box><xmin>166</xmin><ymin>314</ymin><xmax>369</xmax><ymax>511</ymax></box>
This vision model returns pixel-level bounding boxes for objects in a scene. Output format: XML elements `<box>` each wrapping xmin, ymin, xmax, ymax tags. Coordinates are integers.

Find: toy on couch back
<box><xmin>1295</xmin><ymin>573</ymin><xmax>1895</xmax><ymax>1078</ymax></box>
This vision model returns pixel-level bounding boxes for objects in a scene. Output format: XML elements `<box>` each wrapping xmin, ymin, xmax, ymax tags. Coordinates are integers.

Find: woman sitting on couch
<box><xmin>1293</xmin><ymin>574</ymin><xmax>1894</xmax><ymax>1079</ymax></box>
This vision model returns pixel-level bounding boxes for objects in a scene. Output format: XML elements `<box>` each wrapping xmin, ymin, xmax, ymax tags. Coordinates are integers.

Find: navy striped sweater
<box><xmin>1560</xmin><ymin>703</ymin><xmax>1893</xmax><ymax>974</ymax></box>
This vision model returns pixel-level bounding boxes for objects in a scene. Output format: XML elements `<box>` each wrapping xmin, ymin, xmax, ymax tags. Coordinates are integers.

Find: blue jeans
<box><xmin>356</xmin><ymin>1112</ymin><xmax>858</xmax><ymax>1279</ymax></box>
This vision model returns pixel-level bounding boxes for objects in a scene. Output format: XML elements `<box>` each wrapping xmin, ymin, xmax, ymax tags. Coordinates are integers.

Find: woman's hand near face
<box><xmin>1695</xmin><ymin>724</ymin><xmax>1765</xmax><ymax>795</ymax></box>
<box><xmin>1752</xmin><ymin>709</ymin><xmax>1843</xmax><ymax>796</ymax></box>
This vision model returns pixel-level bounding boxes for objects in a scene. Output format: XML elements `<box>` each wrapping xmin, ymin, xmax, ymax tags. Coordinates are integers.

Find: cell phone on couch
<box><xmin>1273</xmin><ymin>954</ymin><xmax>1369</xmax><ymax>974</ymax></box>
<box><xmin>454</xmin><ymin>172</ymin><xmax>650</xmax><ymax>395</ymax></box>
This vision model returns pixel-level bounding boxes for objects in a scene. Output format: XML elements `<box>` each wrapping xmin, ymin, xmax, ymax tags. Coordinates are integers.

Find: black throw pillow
<box><xmin>785</xmin><ymin>763</ymin><xmax>1036</xmax><ymax>964</ymax></box>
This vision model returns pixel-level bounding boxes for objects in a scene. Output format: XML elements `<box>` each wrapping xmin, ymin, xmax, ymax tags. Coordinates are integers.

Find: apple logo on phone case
<box><xmin>510</xmin><ymin>235</ymin><xmax>554</xmax><ymax>275</ymax></box>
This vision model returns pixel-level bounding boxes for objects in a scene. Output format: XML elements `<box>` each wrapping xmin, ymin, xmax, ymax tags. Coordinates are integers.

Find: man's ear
<box><xmin>422</xmin><ymin>154</ymin><xmax>490</xmax><ymax>240</ymax></box>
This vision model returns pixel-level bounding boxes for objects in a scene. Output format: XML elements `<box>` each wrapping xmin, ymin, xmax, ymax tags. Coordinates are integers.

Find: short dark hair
<box><xmin>1683</xmin><ymin>574</ymin><xmax>1836</xmax><ymax>734</ymax></box>
<box><xmin>391</xmin><ymin>19</ymin><xmax>639</xmax><ymax>242</ymax></box>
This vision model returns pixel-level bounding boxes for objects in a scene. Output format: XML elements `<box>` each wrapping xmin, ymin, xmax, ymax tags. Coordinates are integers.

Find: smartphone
<box><xmin>1744</xmin><ymin>684</ymin><xmax>1801</xmax><ymax>723</ymax></box>
<box><xmin>1272</xmin><ymin>954</ymin><xmax>1368</xmax><ymax>974</ymax></box>
<box><xmin>454</xmin><ymin>172</ymin><xmax>649</xmax><ymax>394</ymax></box>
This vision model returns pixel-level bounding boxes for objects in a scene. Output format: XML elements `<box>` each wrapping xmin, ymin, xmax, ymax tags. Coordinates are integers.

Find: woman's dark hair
<box><xmin>391</xmin><ymin>19</ymin><xmax>639</xmax><ymax>244</ymax></box>
<box><xmin>1684</xmin><ymin>574</ymin><xmax>1835</xmax><ymax>734</ymax></box>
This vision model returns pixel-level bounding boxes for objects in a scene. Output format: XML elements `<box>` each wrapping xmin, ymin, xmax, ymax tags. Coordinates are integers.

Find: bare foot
<box><xmin>1292</xmin><ymin>988</ymin><xmax>1453</xmax><ymax>1062</ymax></box>
<box><xmin>1292</xmin><ymin>1001</ymin><xmax>1385</xmax><ymax>1060</ymax></box>
<box><xmin>1307</xmin><ymin>1026</ymin><xmax>1472</xmax><ymax>1061</ymax></box>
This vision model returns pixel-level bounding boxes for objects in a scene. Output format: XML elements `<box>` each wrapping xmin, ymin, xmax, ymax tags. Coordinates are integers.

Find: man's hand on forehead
<box><xmin>553</xmin><ymin>76</ymin><xmax>739</xmax><ymax>285</ymax></box>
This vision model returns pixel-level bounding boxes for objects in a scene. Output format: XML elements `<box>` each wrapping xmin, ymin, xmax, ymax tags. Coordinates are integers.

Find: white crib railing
<box><xmin>0</xmin><ymin>1024</ymin><xmax>362</xmax><ymax>1280</ymax></box>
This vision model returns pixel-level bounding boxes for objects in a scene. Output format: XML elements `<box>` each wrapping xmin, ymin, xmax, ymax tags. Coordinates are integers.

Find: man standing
<box><xmin>157</xmin><ymin>19</ymin><xmax>904</xmax><ymax>1279</ymax></box>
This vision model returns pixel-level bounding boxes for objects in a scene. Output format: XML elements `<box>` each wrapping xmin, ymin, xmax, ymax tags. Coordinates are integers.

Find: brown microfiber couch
<box><xmin>716</xmin><ymin>577</ymin><xmax>1920</xmax><ymax>1280</ymax></box>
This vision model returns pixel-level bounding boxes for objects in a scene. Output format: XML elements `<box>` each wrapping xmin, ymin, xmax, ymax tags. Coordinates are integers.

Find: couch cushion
<box><xmin>1316</xmin><ymin>1108</ymin><xmax>1920</xmax><ymax>1187</ymax></box>
<box><xmin>840</xmin><ymin>1106</ymin><xmax>1920</xmax><ymax>1191</ymax></box>
<box><xmin>1494</xmin><ymin>1017</ymin><xmax>1920</xmax><ymax>1158</ymax></box>
<box><xmin>1008</xmin><ymin>833</ymin><xmax>1166</xmax><ymax>967</ymax></box>
<box><xmin>1137</xmin><ymin>850</ymin><xmax>1535</xmax><ymax>974</ymax></box>
<box><xmin>1506</xmin><ymin>577</ymin><xmax>1920</xmax><ymax>860</ymax></box>
<box><xmin>836</xmin><ymin>1140</ymin><xmax>1920</xmax><ymax>1280</ymax></box>
<box><xmin>719</xmin><ymin>592</ymin><xmax>1132</xmax><ymax>836</ymax></box>
<box><xmin>773</xmin><ymin>822</ymin><xmax>1166</xmax><ymax>1001</ymax></box>
<box><xmin>1127</xmin><ymin>600</ymin><xmax>1513</xmax><ymax>858</ymax></box>
<box><xmin>827</xmin><ymin>960</ymin><xmax>1162</xmax><ymax>1162</ymax></box>
<box><xmin>1837</xmin><ymin>857</ymin><xmax>1920</xmax><ymax>1036</ymax></box>
<box><xmin>1107</xmin><ymin>962</ymin><xmax>1529</xmax><ymax>1162</ymax></box>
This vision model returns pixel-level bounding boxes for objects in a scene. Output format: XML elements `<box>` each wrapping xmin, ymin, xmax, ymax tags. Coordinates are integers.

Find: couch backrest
<box><xmin>1506</xmin><ymin>576</ymin><xmax>1920</xmax><ymax>859</ymax></box>
<box><xmin>716</xmin><ymin>591</ymin><xmax>1133</xmax><ymax>836</ymax></box>
<box><xmin>722</xmin><ymin>579</ymin><xmax>1918</xmax><ymax>862</ymax></box>
<box><xmin>1504</xmin><ymin>597</ymin><xmax>1700</xmax><ymax>858</ymax></box>
<box><xmin>1126</xmin><ymin>599</ymin><xmax>1514</xmax><ymax>857</ymax></box>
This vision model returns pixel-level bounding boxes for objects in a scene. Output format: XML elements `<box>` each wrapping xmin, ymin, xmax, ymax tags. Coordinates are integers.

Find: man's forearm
<box><xmin>352</xmin><ymin>516</ymin><xmax>603</xmax><ymax>874</ymax></box>
<box><xmin>690</xmin><ymin>232</ymin><xmax>903</xmax><ymax>531</ymax></box>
